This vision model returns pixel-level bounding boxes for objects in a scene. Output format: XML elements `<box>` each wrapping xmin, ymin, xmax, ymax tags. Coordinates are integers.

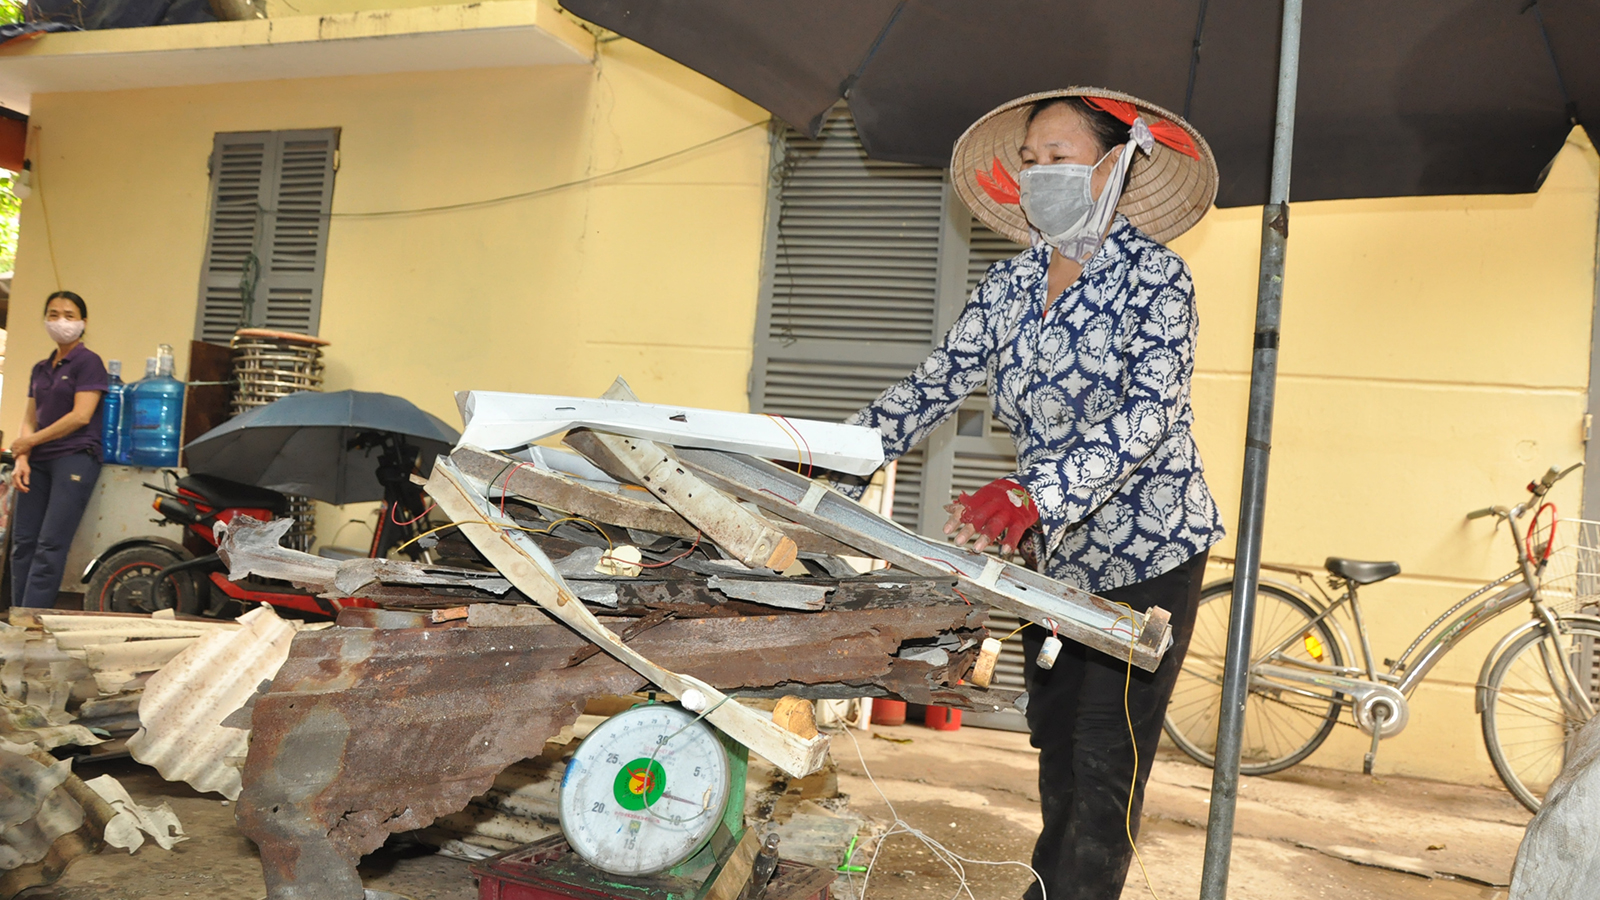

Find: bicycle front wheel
<box><xmin>1481</xmin><ymin>616</ymin><xmax>1600</xmax><ymax>813</ymax></box>
<box><xmin>1163</xmin><ymin>581</ymin><xmax>1345</xmax><ymax>775</ymax></box>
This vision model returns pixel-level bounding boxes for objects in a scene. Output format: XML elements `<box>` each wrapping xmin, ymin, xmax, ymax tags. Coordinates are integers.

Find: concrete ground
<box><xmin>24</xmin><ymin>724</ymin><xmax>1529</xmax><ymax>900</ymax></box>
<box><xmin>831</xmin><ymin>724</ymin><xmax>1528</xmax><ymax>900</ymax></box>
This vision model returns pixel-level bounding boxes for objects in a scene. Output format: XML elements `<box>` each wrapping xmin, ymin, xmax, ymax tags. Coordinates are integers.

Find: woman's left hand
<box><xmin>9</xmin><ymin>435</ymin><xmax>34</xmax><ymax>457</ymax></box>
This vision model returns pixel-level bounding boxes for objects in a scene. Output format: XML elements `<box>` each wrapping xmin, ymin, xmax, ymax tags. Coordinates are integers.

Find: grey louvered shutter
<box><xmin>195</xmin><ymin>129</ymin><xmax>339</xmax><ymax>344</ymax></box>
<box><xmin>750</xmin><ymin>109</ymin><xmax>951</xmax><ymax>532</ymax></box>
<box><xmin>953</xmin><ymin>217</ymin><xmax>1030</xmax><ymax>697</ymax></box>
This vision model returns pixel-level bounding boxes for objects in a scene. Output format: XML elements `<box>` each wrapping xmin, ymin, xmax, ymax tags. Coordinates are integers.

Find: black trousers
<box><xmin>1020</xmin><ymin>550</ymin><xmax>1207</xmax><ymax>900</ymax></box>
<box><xmin>11</xmin><ymin>451</ymin><xmax>102</xmax><ymax>609</ymax></box>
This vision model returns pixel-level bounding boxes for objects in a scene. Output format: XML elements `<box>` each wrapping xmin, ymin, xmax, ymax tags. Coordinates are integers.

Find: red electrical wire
<box><xmin>921</xmin><ymin>557</ymin><xmax>971</xmax><ymax>578</ymax></box>
<box><xmin>499</xmin><ymin>461</ymin><xmax>538</xmax><ymax>516</ymax></box>
<box><xmin>773</xmin><ymin>414</ymin><xmax>815</xmax><ymax>478</ymax></box>
<box><xmin>391</xmin><ymin>501</ymin><xmax>435</xmax><ymax>527</ymax></box>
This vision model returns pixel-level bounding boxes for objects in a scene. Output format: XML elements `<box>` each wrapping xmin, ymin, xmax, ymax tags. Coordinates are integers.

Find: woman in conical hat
<box><xmin>844</xmin><ymin>88</ymin><xmax>1222</xmax><ymax>900</ymax></box>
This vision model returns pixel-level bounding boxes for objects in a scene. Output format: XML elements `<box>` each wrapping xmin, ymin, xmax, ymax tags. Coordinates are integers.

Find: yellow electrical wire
<box><xmin>390</xmin><ymin>515</ymin><xmax>614</xmax><ymax>555</ymax></box>
<box><xmin>1111</xmin><ymin>601</ymin><xmax>1162</xmax><ymax>900</ymax></box>
<box><xmin>764</xmin><ymin>413</ymin><xmax>809</xmax><ymax>475</ymax></box>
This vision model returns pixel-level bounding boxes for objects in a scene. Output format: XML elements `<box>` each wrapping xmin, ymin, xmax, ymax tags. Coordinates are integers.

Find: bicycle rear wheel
<box><xmin>1163</xmin><ymin>581</ymin><xmax>1345</xmax><ymax>775</ymax></box>
<box><xmin>1481</xmin><ymin>616</ymin><xmax>1600</xmax><ymax>813</ymax></box>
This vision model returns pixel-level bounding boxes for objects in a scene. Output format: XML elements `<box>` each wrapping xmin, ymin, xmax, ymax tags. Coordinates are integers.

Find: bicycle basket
<box><xmin>1536</xmin><ymin>518</ymin><xmax>1600</xmax><ymax>616</ymax></box>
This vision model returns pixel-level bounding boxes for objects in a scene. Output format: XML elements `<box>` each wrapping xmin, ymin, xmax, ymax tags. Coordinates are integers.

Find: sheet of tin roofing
<box><xmin>127</xmin><ymin>606</ymin><xmax>299</xmax><ymax>800</ymax></box>
<box><xmin>0</xmin><ymin>750</ymin><xmax>84</xmax><ymax>870</ymax></box>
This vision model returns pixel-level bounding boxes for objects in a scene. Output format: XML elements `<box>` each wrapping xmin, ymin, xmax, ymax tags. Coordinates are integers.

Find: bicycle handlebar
<box><xmin>1466</xmin><ymin>462</ymin><xmax>1583</xmax><ymax>522</ymax></box>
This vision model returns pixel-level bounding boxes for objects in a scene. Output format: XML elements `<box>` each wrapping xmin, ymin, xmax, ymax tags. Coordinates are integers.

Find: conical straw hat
<box><xmin>951</xmin><ymin>88</ymin><xmax>1219</xmax><ymax>246</ymax></box>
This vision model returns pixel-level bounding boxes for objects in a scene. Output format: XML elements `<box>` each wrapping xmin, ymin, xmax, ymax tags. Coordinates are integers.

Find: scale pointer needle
<box><xmin>657</xmin><ymin>792</ymin><xmax>710</xmax><ymax>810</ymax></box>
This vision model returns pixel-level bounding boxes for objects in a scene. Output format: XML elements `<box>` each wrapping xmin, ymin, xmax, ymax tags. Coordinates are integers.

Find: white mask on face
<box><xmin>45</xmin><ymin>318</ymin><xmax>84</xmax><ymax>344</ymax></box>
<box><xmin>1017</xmin><ymin>116</ymin><xmax>1157</xmax><ymax>265</ymax></box>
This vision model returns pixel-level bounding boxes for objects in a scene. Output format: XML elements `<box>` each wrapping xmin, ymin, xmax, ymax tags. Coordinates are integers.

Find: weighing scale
<box><xmin>559</xmin><ymin>704</ymin><xmax>738</xmax><ymax>876</ymax></box>
<box><xmin>472</xmin><ymin>703</ymin><xmax>831</xmax><ymax>900</ymax></box>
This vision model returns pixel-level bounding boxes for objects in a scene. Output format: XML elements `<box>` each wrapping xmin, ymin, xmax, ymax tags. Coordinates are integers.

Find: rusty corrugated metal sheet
<box><xmin>127</xmin><ymin>606</ymin><xmax>300</xmax><ymax>800</ymax></box>
<box><xmin>0</xmin><ymin>750</ymin><xmax>83</xmax><ymax>871</ymax></box>
<box><xmin>236</xmin><ymin>598</ymin><xmax>990</xmax><ymax>900</ymax></box>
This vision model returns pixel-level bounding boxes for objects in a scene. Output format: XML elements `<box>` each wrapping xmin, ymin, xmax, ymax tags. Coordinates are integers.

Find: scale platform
<box><xmin>470</xmin><ymin>836</ymin><xmax>834</xmax><ymax>900</ymax></box>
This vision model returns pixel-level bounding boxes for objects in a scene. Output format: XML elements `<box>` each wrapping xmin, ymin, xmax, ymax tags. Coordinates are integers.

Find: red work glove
<box><xmin>945</xmin><ymin>477</ymin><xmax>1038</xmax><ymax>555</ymax></box>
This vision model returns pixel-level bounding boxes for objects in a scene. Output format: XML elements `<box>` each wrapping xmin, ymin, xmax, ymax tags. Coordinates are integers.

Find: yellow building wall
<box><xmin>1</xmin><ymin>39</ymin><xmax>772</xmax><ymax>543</ymax></box>
<box><xmin>5</xmin><ymin>14</ymin><xmax>1598</xmax><ymax>789</ymax></box>
<box><xmin>1169</xmin><ymin>130</ymin><xmax>1599</xmax><ymax>786</ymax></box>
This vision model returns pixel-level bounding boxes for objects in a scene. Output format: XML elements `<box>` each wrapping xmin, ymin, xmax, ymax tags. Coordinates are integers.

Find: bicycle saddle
<box><xmin>1325</xmin><ymin>557</ymin><xmax>1401</xmax><ymax>585</ymax></box>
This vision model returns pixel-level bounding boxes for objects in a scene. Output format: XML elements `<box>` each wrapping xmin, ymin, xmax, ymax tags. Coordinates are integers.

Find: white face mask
<box><xmin>45</xmin><ymin>318</ymin><xmax>84</xmax><ymax>344</ymax></box>
<box><xmin>1018</xmin><ymin>142</ymin><xmax>1138</xmax><ymax>265</ymax></box>
<box><xmin>1016</xmin><ymin>114</ymin><xmax>1161</xmax><ymax>265</ymax></box>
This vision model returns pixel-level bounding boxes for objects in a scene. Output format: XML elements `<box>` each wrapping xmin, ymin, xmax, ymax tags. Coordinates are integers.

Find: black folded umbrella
<box><xmin>183</xmin><ymin>390</ymin><xmax>459</xmax><ymax>506</ymax></box>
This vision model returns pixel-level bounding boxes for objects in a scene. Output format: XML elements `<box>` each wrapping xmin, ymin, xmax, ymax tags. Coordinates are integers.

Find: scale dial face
<box><xmin>558</xmin><ymin>704</ymin><xmax>731</xmax><ymax>876</ymax></box>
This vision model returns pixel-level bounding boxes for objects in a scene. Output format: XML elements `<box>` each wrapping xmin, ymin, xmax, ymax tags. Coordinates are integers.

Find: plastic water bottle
<box><xmin>128</xmin><ymin>346</ymin><xmax>186</xmax><ymax>468</ymax></box>
<box><xmin>101</xmin><ymin>359</ymin><xmax>128</xmax><ymax>464</ymax></box>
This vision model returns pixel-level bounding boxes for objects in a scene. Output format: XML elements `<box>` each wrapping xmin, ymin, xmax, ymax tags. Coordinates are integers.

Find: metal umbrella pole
<box><xmin>1199</xmin><ymin>0</ymin><xmax>1303</xmax><ymax>896</ymax></box>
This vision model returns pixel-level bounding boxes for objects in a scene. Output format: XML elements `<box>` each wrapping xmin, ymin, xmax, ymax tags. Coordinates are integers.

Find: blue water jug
<box><xmin>128</xmin><ymin>346</ymin><xmax>186</xmax><ymax>468</ymax></box>
<box><xmin>101</xmin><ymin>359</ymin><xmax>128</xmax><ymax>465</ymax></box>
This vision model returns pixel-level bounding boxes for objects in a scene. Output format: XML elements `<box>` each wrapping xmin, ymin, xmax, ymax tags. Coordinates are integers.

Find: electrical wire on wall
<box><xmin>208</xmin><ymin>120</ymin><xmax>768</xmax><ymax>223</ymax></box>
<box><xmin>26</xmin><ymin>124</ymin><xmax>62</xmax><ymax>291</ymax></box>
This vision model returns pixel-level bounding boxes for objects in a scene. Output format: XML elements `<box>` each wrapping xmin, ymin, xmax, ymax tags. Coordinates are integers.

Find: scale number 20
<box><xmin>590</xmin><ymin>802</ymin><xmax>606</xmax><ymax>814</ymax></box>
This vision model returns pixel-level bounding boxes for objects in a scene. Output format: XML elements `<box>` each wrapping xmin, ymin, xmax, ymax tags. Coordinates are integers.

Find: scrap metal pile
<box><xmin>227</xmin><ymin>380</ymin><xmax>1175</xmax><ymax>900</ymax></box>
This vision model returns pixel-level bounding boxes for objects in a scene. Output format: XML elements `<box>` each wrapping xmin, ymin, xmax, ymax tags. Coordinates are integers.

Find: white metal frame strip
<box><xmin>454</xmin><ymin>391</ymin><xmax>885</xmax><ymax>476</ymax></box>
<box><xmin>672</xmin><ymin>448</ymin><xmax>1172</xmax><ymax>672</ymax></box>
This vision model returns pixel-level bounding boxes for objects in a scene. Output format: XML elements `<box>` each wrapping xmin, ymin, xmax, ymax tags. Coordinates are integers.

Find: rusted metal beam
<box><xmin>565</xmin><ymin>431</ymin><xmax>798</xmax><ymax>571</ymax></box>
<box><xmin>237</xmin><ymin>598</ymin><xmax>988</xmax><ymax>900</ymax></box>
<box><xmin>424</xmin><ymin>458</ymin><xmax>830</xmax><ymax>779</ymax></box>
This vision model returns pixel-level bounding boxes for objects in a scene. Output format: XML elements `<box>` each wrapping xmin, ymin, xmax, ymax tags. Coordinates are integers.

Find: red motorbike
<box><xmin>81</xmin><ymin>438</ymin><xmax>432</xmax><ymax>617</ymax></box>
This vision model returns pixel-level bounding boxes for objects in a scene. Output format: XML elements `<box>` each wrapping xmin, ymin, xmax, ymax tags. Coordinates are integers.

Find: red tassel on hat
<box><xmin>1083</xmin><ymin>96</ymin><xmax>1201</xmax><ymax>160</ymax></box>
<box><xmin>976</xmin><ymin>157</ymin><xmax>1021</xmax><ymax>204</ymax></box>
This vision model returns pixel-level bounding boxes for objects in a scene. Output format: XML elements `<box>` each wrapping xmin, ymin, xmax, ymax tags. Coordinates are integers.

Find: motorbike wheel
<box><xmin>85</xmin><ymin>546</ymin><xmax>200</xmax><ymax>615</ymax></box>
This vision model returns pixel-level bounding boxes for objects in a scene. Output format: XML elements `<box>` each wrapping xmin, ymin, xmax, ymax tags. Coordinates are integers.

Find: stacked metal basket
<box><xmin>229</xmin><ymin>329</ymin><xmax>329</xmax><ymax>551</ymax></box>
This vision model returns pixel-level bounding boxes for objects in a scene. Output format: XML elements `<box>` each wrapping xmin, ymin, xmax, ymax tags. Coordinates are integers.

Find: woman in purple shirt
<box><xmin>9</xmin><ymin>291</ymin><xmax>108</xmax><ymax>608</ymax></box>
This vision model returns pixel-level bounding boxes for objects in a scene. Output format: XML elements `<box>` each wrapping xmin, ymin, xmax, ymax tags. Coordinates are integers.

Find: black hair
<box><xmin>45</xmin><ymin>290</ymin><xmax>86</xmax><ymax>318</ymax></box>
<box><xmin>1026</xmin><ymin>97</ymin><xmax>1131</xmax><ymax>156</ymax></box>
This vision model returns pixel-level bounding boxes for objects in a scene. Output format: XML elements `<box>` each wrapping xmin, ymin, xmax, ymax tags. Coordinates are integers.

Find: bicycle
<box><xmin>1162</xmin><ymin>463</ymin><xmax>1600</xmax><ymax>812</ymax></box>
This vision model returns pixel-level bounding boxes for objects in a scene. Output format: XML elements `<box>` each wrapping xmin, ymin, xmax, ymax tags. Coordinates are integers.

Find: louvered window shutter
<box><xmin>752</xmin><ymin>112</ymin><xmax>1034</xmax><ymax>715</ymax></box>
<box><xmin>194</xmin><ymin>129</ymin><xmax>339</xmax><ymax>344</ymax></box>
<box><xmin>750</xmin><ymin>109</ymin><xmax>949</xmax><ymax>533</ymax></box>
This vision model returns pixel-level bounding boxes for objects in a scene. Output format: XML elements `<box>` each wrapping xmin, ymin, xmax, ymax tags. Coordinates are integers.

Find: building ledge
<box><xmin>0</xmin><ymin>0</ymin><xmax>595</xmax><ymax>111</ymax></box>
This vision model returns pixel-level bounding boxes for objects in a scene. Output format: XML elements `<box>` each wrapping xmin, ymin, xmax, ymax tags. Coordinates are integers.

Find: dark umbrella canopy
<box><xmin>562</xmin><ymin>0</ymin><xmax>1596</xmax><ymax>207</ymax></box>
<box><xmin>184</xmin><ymin>390</ymin><xmax>459</xmax><ymax>505</ymax></box>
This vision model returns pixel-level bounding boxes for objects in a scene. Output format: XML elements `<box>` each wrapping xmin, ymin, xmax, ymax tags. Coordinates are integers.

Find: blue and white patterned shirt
<box><xmin>847</xmin><ymin>215</ymin><xmax>1224</xmax><ymax>593</ymax></box>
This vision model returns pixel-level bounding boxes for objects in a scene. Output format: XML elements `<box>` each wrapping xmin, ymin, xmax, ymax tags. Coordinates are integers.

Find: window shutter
<box><xmin>751</xmin><ymin>109</ymin><xmax>948</xmax><ymax>532</ymax></box>
<box><xmin>195</xmin><ymin>129</ymin><xmax>339</xmax><ymax>344</ymax></box>
<box><xmin>949</xmin><ymin>215</ymin><xmax>1025</xmax><ymax>500</ymax></box>
<box><xmin>750</xmin><ymin>112</ymin><xmax>1029</xmax><ymax>540</ymax></box>
<box><xmin>751</xmin><ymin>118</ymin><xmax>1035</xmax><ymax>723</ymax></box>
